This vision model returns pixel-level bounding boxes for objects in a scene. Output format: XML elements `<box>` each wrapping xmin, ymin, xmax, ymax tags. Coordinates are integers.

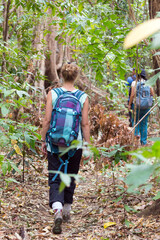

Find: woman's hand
<box><xmin>42</xmin><ymin>142</ymin><xmax>47</xmax><ymax>156</ymax></box>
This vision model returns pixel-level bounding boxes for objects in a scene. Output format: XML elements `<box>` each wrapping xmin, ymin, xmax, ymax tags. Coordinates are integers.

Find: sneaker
<box><xmin>63</xmin><ymin>213</ymin><xmax>70</xmax><ymax>222</ymax></box>
<box><xmin>62</xmin><ymin>204</ymin><xmax>71</xmax><ymax>223</ymax></box>
<box><xmin>52</xmin><ymin>209</ymin><xmax>62</xmax><ymax>234</ymax></box>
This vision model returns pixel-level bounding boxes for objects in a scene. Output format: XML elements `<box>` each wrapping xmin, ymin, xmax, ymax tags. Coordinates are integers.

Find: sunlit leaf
<box><xmin>11</xmin><ymin>139</ymin><xmax>17</xmax><ymax>145</ymax></box>
<box><xmin>124</xmin><ymin>18</ymin><xmax>160</xmax><ymax>49</ymax></box>
<box><xmin>14</xmin><ymin>144</ymin><xmax>23</xmax><ymax>156</ymax></box>
<box><xmin>59</xmin><ymin>181</ymin><xmax>66</xmax><ymax>193</ymax></box>
<box><xmin>104</xmin><ymin>222</ymin><xmax>116</xmax><ymax>229</ymax></box>
<box><xmin>78</xmin><ymin>2</ymin><xmax>83</xmax><ymax>13</ymax></box>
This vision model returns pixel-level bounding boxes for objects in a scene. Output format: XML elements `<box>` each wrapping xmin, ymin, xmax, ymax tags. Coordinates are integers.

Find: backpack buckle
<box><xmin>71</xmin><ymin>130</ymin><xmax>75</xmax><ymax>135</ymax></box>
<box><xmin>57</xmin><ymin>107</ymin><xmax>61</xmax><ymax>112</ymax></box>
<box><xmin>51</xmin><ymin>128</ymin><xmax>56</xmax><ymax>132</ymax></box>
<box><xmin>73</xmin><ymin>111</ymin><xmax>77</xmax><ymax>115</ymax></box>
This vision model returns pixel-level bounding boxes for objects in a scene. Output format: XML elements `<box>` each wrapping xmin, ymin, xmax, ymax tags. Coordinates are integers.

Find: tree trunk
<box><xmin>148</xmin><ymin>0</ymin><xmax>160</xmax><ymax>96</ymax></box>
<box><xmin>2</xmin><ymin>0</ymin><xmax>11</xmax><ymax>73</ymax></box>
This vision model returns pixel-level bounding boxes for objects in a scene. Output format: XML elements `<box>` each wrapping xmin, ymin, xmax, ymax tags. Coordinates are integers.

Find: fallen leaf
<box><xmin>104</xmin><ymin>222</ymin><xmax>116</xmax><ymax>229</ymax></box>
<box><xmin>14</xmin><ymin>144</ymin><xmax>23</xmax><ymax>156</ymax></box>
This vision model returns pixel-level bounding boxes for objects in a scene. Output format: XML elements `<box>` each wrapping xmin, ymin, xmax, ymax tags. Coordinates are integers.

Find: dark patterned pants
<box><xmin>48</xmin><ymin>149</ymin><xmax>82</xmax><ymax>208</ymax></box>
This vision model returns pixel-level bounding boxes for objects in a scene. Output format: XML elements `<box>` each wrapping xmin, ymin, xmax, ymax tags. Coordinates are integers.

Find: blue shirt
<box><xmin>126</xmin><ymin>75</ymin><xmax>136</xmax><ymax>101</ymax></box>
<box><xmin>126</xmin><ymin>75</ymin><xmax>136</xmax><ymax>87</ymax></box>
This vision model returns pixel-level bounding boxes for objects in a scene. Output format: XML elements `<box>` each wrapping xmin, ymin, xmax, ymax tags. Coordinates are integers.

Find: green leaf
<box><xmin>59</xmin><ymin>181</ymin><xmax>66</xmax><ymax>193</ymax></box>
<box><xmin>113</xmin><ymin>196</ymin><xmax>123</xmax><ymax>203</ymax></box>
<box><xmin>1</xmin><ymin>105</ymin><xmax>9</xmax><ymax>117</ymax></box>
<box><xmin>126</xmin><ymin>164</ymin><xmax>154</xmax><ymax>189</ymax></box>
<box><xmin>153</xmin><ymin>191</ymin><xmax>160</xmax><ymax>200</ymax></box>
<box><xmin>153</xmin><ymin>51</ymin><xmax>160</xmax><ymax>56</ymax></box>
<box><xmin>69</xmin><ymin>173</ymin><xmax>80</xmax><ymax>182</ymax></box>
<box><xmin>145</xmin><ymin>72</ymin><xmax>160</xmax><ymax>86</ymax></box>
<box><xmin>90</xmin><ymin>145</ymin><xmax>100</xmax><ymax>157</ymax></box>
<box><xmin>1</xmin><ymin>162</ymin><xmax>8</xmax><ymax>175</ymax></box>
<box><xmin>125</xmin><ymin>219</ymin><xmax>133</xmax><ymax>227</ymax></box>
<box><xmin>24</xmin><ymin>132</ymin><xmax>30</xmax><ymax>144</ymax></box>
<box><xmin>10</xmin><ymin>163</ymin><xmax>21</xmax><ymax>173</ymax></box>
<box><xmin>60</xmin><ymin>172</ymin><xmax>71</xmax><ymax>187</ymax></box>
<box><xmin>151</xmin><ymin>33</ymin><xmax>160</xmax><ymax>49</ymax></box>
<box><xmin>149</xmin><ymin>137</ymin><xmax>160</xmax><ymax>142</ymax></box>
<box><xmin>78</xmin><ymin>3</ymin><xmax>84</xmax><ymax>13</ymax></box>
<box><xmin>5</xmin><ymin>178</ymin><xmax>19</xmax><ymax>184</ymax></box>
<box><xmin>129</xmin><ymin>153</ymin><xmax>149</xmax><ymax>163</ymax></box>
<box><xmin>16</xmin><ymin>90</ymin><xmax>30</xmax><ymax>98</ymax></box>
<box><xmin>7</xmin><ymin>161</ymin><xmax>12</xmax><ymax>172</ymax></box>
<box><xmin>0</xmin><ymin>155</ymin><xmax>4</xmax><ymax>165</ymax></box>
<box><xmin>30</xmin><ymin>139</ymin><xmax>35</xmax><ymax>150</ymax></box>
<box><xmin>124</xmin><ymin>204</ymin><xmax>137</xmax><ymax>213</ymax></box>
<box><xmin>4</xmin><ymin>89</ymin><xmax>16</xmax><ymax>97</ymax></box>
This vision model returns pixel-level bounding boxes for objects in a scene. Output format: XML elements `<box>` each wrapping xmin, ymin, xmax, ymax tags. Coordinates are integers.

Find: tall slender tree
<box><xmin>148</xmin><ymin>0</ymin><xmax>160</xmax><ymax>96</ymax></box>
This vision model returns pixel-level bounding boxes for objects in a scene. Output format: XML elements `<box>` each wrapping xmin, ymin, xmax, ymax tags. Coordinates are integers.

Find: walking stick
<box><xmin>129</xmin><ymin>102</ymin><xmax>158</xmax><ymax>134</ymax></box>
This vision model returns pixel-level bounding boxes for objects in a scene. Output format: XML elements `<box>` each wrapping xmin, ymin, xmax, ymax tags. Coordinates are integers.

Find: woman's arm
<box><xmin>128</xmin><ymin>86</ymin><xmax>136</xmax><ymax>110</ymax></box>
<box><xmin>41</xmin><ymin>91</ymin><xmax>52</xmax><ymax>154</ymax></box>
<box><xmin>81</xmin><ymin>97</ymin><xmax>90</xmax><ymax>144</ymax></box>
<box><xmin>150</xmin><ymin>87</ymin><xmax>154</xmax><ymax>96</ymax></box>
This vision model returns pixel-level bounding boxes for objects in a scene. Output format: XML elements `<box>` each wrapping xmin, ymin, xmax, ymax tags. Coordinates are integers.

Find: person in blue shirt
<box><xmin>128</xmin><ymin>69</ymin><xmax>154</xmax><ymax>145</ymax></box>
<box><xmin>126</xmin><ymin>68</ymin><xmax>136</xmax><ymax>127</ymax></box>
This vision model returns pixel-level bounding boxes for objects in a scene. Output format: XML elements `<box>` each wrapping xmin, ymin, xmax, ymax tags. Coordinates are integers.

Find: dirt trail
<box><xmin>0</xmin><ymin>157</ymin><xmax>160</xmax><ymax>240</ymax></box>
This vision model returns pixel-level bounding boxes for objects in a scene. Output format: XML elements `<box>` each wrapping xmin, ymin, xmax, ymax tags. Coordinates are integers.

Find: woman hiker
<box><xmin>41</xmin><ymin>62</ymin><xmax>90</xmax><ymax>234</ymax></box>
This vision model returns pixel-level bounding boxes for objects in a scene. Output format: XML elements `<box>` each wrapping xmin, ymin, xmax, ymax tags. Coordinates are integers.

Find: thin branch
<box><xmin>8</xmin><ymin>23</ymin><xmax>18</xmax><ymax>39</ymax></box>
<box><xmin>113</xmin><ymin>0</ymin><xmax>127</xmax><ymax>13</ymax></box>
<box><xmin>86</xmin><ymin>0</ymin><xmax>94</xmax><ymax>7</ymax></box>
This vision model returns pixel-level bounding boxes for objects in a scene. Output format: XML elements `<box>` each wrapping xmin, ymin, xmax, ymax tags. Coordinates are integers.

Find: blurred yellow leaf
<box><xmin>104</xmin><ymin>222</ymin><xmax>116</xmax><ymax>229</ymax></box>
<box><xmin>11</xmin><ymin>139</ymin><xmax>17</xmax><ymax>145</ymax></box>
<box><xmin>124</xmin><ymin>18</ymin><xmax>160</xmax><ymax>49</ymax></box>
<box><xmin>14</xmin><ymin>144</ymin><xmax>23</xmax><ymax>156</ymax></box>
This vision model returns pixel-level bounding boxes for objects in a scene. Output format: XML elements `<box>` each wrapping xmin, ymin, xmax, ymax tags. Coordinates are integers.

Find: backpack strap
<box><xmin>51</xmin><ymin>150</ymin><xmax>76</xmax><ymax>182</ymax></box>
<box><xmin>53</xmin><ymin>88</ymin><xmax>84</xmax><ymax>100</ymax></box>
<box><xmin>136</xmin><ymin>81</ymin><xmax>144</xmax><ymax>92</ymax></box>
<box><xmin>52</xmin><ymin>87</ymin><xmax>64</xmax><ymax>97</ymax></box>
<box><xmin>74</xmin><ymin>90</ymin><xmax>85</xmax><ymax>100</ymax></box>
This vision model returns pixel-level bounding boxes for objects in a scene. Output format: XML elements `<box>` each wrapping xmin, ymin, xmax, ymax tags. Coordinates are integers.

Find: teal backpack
<box><xmin>136</xmin><ymin>82</ymin><xmax>153</xmax><ymax>110</ymax></box>
<box><xmin>46</xmin><ymin>88</ymin><xmax>85</xmax><ymax>154</ymax></box>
